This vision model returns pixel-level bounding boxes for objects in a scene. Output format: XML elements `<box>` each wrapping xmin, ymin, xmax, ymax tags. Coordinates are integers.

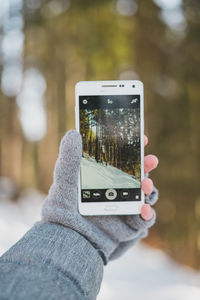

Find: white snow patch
<box><xmin>98</xmin><ymin>245</ymin><xmax>200</xmax><ymax>300</ymax></box>
<box><xmin>81</xmin><ymin>155</ymin><xmax>140</xmax><ymax>189</ymax></box>
<box><xmin>0</xmin><ymin>188</ymin><xmax>44</xmax><ymax>255</ymax></box>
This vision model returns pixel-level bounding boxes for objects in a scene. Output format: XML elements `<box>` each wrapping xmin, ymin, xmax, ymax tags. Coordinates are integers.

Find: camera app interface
<box><xmin>79</xmin><ymin>95</ymin><xmax>141</xmax><ymax>202</ymax></box>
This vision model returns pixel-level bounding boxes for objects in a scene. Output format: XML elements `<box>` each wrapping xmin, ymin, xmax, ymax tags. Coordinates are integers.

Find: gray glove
<box><xmin>42</xmin><ymin>130</ymin><xmax>158</xmax><ymax>264</ymax></box>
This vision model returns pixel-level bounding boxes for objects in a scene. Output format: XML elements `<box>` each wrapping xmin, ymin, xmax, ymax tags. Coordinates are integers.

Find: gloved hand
<box><xmin>42</xmin><ymin>130</ymin><xmax>159</xmax><ymax>264</ymax></box>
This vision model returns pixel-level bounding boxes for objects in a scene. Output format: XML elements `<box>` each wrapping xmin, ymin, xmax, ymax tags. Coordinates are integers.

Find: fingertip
<box><xmin>65</xmin><ymin>130</ymin><xmax>82</xmax><ymax>144</ymax></box>
<box><xmin>153</xmin><ymin>155</ymin><xmax>159</xmax><ymax>166</ymax></box>
<box><xmin>144</xmin><ymin>135</ymin><xmax>148</xmax><ymax>147</ymax></box>
<box><xmin>67</xmin><ymin>129</ymin><xmax>80</xmax><ymax>137</ymax></box>
<box><xmin>141</xmin><ymin>177</ymin><xmax>153</xmax><ymax>196</ymax></box>
<box><xmin>63</xmin><ymin>129</ymin><xmax>82</xmax><ymax>145</ymax></box>
<box><xmin>60</xmin><ymin>129</ymin><xmax>82</xmax><ymax>158</ymax></box>
<box><xmin>144</xmin><ymin>154</ymin><xmax>159</xmax><ymax>174</ymax></box>
<box><xmin>141</xmin><ymin>204</ymin><xmax>153</xmax><ymax>221</ymax></box>
<box><xmin>147</xmin><ymin>154</ymin><xmax>159</xmax><ymax>165</ymax></box>
<box><xmin>55</xmin><ymin>130</ymin><xmax>82</xmax><ymax>186</ymax></box>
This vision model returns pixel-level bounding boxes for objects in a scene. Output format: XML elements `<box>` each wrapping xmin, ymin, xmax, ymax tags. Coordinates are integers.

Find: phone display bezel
<box><xmin>75</xmin><ymin>80</ymin><xmax>144</xmax><ymax>215</ymax></box>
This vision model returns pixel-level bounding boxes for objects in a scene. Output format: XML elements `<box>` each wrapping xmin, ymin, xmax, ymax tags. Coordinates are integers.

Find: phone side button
<box><xmin>104</xmin><ymin>205</ymin><xmax>118</xmax><ymax>211</ymax></box>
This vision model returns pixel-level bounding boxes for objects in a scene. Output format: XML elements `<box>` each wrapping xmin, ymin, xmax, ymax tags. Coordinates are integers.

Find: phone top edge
<box><xmin>75</xmin><ymin>80</ymin><xmax>143</xmax><ymax>87</ymax></box>
<box><xmin>75</xmin><ymin>80</ymin><xmax>144</xmax><ymax>97</ymax></box>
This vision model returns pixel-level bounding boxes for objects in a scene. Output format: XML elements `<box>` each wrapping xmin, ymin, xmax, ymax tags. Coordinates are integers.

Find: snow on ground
<box><xmin>97</xmin><ymin>245</ymin><xmax>200</xmax><ymax>300</ymax></box>
<box><xmin>0</xmin><ymin>179</ymin><xmax>200</xmax><ymax>300</ymax></box>
<box><xmin>0</xmin><ymin>188</ymin><xmax>44</xmax><ymax>255</ymax></box>
<box><xmin>81</xmin><ymin>155</ymin><xmax>140</xmax><ymax>189</ymax></box>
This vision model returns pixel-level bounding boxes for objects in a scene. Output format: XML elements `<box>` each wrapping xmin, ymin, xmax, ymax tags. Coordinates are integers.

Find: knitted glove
<box><xmin>41</xmin><ymin>130</ymin><xmax>158</xmax><ymax>264</ymax></box>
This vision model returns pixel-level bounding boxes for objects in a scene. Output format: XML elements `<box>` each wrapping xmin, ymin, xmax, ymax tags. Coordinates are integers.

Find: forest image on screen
<box><xmin>80</xmin><ymin>103</ymin><xmax>141</xmax><ymax>191</ymax></box>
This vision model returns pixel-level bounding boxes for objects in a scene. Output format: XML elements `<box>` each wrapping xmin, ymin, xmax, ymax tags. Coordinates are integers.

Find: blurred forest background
<box><xmin>0</xmin><ymin>0</ymin><xmax>200</xmax><ymax>269</ymax></box>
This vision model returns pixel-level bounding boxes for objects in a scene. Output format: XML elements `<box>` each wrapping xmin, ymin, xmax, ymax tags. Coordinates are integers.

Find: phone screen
<box><xmin>79</xmin><ymin>95</ymin><xmax>141</xmax><ymax>202</ymax></box>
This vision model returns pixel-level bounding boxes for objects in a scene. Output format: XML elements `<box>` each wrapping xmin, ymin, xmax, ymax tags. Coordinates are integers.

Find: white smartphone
<box><xmin>75</xmin><ymin>80</ymin><xmax>144</xmax><ymax>215</ymax></box>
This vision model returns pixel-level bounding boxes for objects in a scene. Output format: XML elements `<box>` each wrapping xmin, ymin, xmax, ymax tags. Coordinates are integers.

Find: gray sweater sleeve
<box><xmin>0</xmin><ymin>222</ymin><xmax>104</xmax><ymax>300</ymax></box>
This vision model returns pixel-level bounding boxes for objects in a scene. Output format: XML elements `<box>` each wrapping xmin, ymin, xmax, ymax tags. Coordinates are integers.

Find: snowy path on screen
<box><xmin>81</xmin><ymin>155</ymin><xmax>140</xmax><ymax>189</ymax></box>
<box><xmin>0</xmin><ymin>186</ymin><xmax>200</xmax><ymax>300</ymax></box>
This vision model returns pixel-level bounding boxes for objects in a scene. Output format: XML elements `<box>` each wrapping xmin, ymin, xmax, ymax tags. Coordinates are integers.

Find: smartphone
<box><xmin>75</xmin><ymin>80</ymin><xmax>144</xmax><ymax>215</ymax></box>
